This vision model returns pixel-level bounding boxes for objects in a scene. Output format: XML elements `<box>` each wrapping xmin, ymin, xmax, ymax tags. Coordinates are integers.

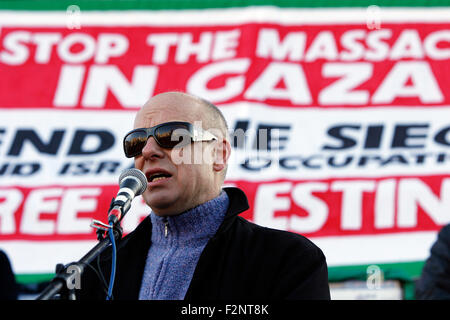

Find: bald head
<box><xmin>136</xmin><ymin>91</ymin><xmax>228</xmax><ymax>140</ymax></box>
<box><xmin>196</xmin><ymin>96</ymin><xmax>229</xmax><ymax>141</ymax></box>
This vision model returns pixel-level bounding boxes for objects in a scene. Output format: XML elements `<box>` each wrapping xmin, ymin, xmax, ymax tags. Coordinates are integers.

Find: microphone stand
<box><xmin>36</xmin><ymin>199</ymin><xmax>122</xmax><ymax>300</ymax></box>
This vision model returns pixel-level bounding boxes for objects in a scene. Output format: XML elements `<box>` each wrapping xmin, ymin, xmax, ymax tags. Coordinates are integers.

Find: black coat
<box><xmin>78</xmin><ymin>187</ymin><xmax>330</xmax><ymax>300</ymax></box>
<box><xmin>0</xmin><ymin>250</ymin><xmax>18</xmax><ymax>300</ymax></box>
<box><xmin>415</xmin><ymin>224</ymin><xmax>450</xmax><ymax>299</ymax></box>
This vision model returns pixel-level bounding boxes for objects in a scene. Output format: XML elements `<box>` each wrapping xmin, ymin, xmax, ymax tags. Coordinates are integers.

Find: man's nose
<box><xmin>141</xmin><ymin>136</ymin><xmax>165</xmax><ymax>159</ymax></box>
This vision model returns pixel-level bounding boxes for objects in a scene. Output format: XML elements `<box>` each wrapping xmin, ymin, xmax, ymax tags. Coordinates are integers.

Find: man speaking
<box><xmin>78</xmin><ymin>91</ymin><xmax>330</xmax><ymax>300</ymax></box>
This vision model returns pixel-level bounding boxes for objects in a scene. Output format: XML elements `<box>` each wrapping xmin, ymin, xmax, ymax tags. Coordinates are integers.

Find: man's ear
<box><xmin>213</xmin><ymin>138</ymin><xmax>231</xmax><ymax>172</ymax></box>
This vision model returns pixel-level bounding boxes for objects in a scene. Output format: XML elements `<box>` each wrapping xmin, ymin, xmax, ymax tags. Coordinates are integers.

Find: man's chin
<box><xmin>144</xmin><ymin>192</ymin><xmax>179</xmax><ymax>215</ymax></box>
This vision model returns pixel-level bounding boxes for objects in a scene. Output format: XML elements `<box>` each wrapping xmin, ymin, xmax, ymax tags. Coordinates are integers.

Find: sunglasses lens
<box><xmin>155</xmin><ymin>123</ymin><xmax>192</xmax><ymax>148</ymax></box>
<box><xmin>124</xmin><ymin>130</ymin><xmax>148</xmax><ymax>157</ymax></box>
<box><xmin>123</xmin><ymin>123</ymin><xmax>194</xmax><ymax>157</ymax></box>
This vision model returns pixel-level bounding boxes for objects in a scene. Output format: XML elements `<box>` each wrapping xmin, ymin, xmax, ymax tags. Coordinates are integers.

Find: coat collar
<box><xmin>123</xmin><ymin>187</ymin><xmax>249</xmax><ymax>243</ymax></box>
<box><xmin>222</xmin><ymin>187</ymin><xmax>250</xmax><ymax>219</ymax></box>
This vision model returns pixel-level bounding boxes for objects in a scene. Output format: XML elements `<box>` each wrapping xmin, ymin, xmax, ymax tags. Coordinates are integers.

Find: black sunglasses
<box><xmin>123</xmin><ymin>121</ymin><xmax>218</xmax><ymax>158</ymax></box>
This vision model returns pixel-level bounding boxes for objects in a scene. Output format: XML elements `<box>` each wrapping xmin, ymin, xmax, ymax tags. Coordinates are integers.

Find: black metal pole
<box><xmin>35</xmin><ymin>277</ymin><xmax>64</xmax><ymax>301</ymax></box>
<box><xmin>36</xmin><ymin>226</ymin><xmax>121</xmax><ymax>300</ymax></box>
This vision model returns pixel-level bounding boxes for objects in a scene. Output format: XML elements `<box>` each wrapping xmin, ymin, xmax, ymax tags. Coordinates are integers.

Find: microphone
<box><xmin>108</xmin><ymin>168</ymin><xmax>148</xmax><ymax>225</ymax></box>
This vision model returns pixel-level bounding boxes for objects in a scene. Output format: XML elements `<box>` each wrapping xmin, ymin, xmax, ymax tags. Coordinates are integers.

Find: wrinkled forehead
<box><xmin>134</xmin><ymin>93</ymin><xmax>207</xmax><ymax>129</ymax></box>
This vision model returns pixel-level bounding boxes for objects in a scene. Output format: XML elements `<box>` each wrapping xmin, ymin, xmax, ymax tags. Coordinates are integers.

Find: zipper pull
<box><xmin>164</xmin><ymin>218</ymin><xmax>169</xmax><ymax>238</ymax></box>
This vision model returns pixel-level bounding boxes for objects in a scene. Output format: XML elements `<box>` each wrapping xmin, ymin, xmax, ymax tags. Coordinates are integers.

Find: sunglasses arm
<box><xmin>193</xmin><ymin>128</ymin><xmax>218</xmax><ymax>142</ymax></box>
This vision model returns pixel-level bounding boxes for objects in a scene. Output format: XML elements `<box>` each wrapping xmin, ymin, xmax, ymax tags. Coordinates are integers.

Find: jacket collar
<box><xmin>222</xmin><ymin>187</ymin><xmax>250</xmax><ymax>219</ymax></box>
<box><xmin>121</xmin><ymin>187</ymin><xmax>249</xmax><ymax>246</ymax></box>
<box><xmin>149</xmin><ymin>190</ymin><xmax>229</xmax><ymax>244</ymax></box>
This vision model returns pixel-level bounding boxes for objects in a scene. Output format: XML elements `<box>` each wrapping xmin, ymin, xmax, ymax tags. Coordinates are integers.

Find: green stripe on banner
<box><xmin>0</xmin><ymin>0</ymin><xmax>449</xmax><ymax>10</ymax></box>
<box><xmin>328</xmin><ymin>261</ymin><xmax>425</xmax><ymax>282</ymax></box>
<box><xmin>16</xmin><ymin>261</ymin><xmax>424</xmax><ymax>283</ymax></box>
<box><xmin>15</xmin><ymin>273</ymin><xmax>54</xmax><ymax>284</ymax></box>
<box><xmin>328</xmin><ymin>261</ymin><xmax>425</xmax><ymax>300</ymax></box>
<box><xmin>15</xmin><ymin>261</ymin><xmax>425</xmax><ymax>299</ymax></box>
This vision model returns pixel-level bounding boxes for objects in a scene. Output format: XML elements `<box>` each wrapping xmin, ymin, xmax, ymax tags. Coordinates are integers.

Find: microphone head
<box><xmin>118</xmin><ymin>168</ymin><xmax>148</xmax><ymax>196</ymax></box>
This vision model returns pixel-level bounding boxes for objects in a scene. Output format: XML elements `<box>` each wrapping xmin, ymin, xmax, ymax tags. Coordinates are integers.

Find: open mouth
<box><xmin>147</xmin><ymin>172</ymin><xmax>172</xmax><ymax>183</ymax></box>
